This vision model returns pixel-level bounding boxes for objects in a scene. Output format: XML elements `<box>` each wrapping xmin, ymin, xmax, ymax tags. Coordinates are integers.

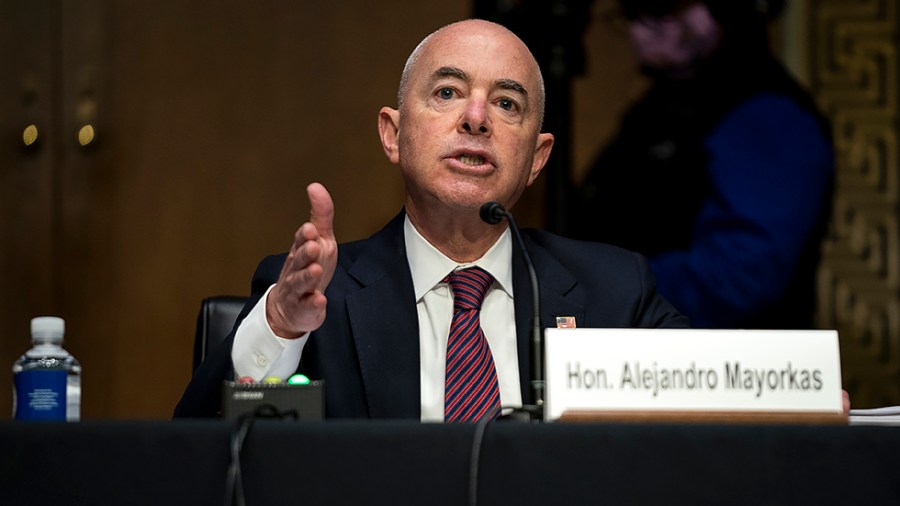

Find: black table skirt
<box><xmin>1</xmin><ymin>420</ymin><xmax>897</xmax><ymax>505</ymax></box>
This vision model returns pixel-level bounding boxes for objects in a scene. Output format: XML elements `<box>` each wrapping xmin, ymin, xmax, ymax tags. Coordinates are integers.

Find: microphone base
<box><xmin>498</xmin><ymin>404</ymin><xmax>544</xmax><ymax>423</ymax></box>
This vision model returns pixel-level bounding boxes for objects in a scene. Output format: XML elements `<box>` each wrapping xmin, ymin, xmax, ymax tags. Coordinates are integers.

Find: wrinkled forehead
<box><xmin>411</xmin><ymin>23</ymin><xmax>541</xmax><ymax>93</ymax></box>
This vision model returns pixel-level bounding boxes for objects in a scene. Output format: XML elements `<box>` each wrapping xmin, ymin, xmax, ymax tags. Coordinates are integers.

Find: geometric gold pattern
<box><xmin>810</xmin><ymin>0</ymin><xmax>900</xmax><ymax>406</ymax></box>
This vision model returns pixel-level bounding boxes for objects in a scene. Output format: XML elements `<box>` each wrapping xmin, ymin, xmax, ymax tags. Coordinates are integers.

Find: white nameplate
<box><xmin>544</xmin><ymin>328</ymin><xmax>843</xmax><ymax>421</ymax></box>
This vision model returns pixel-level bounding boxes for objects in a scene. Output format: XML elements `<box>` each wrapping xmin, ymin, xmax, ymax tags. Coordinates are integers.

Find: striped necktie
<box><xmin>444</xmin><ymin>267</ymin><xmax>501</xmax><ymax>422</ymax></box>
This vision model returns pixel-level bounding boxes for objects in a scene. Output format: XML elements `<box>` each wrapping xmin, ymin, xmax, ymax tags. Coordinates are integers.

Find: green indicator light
<box><xmin>287</xmin><ymin>374</ymin><xmax>310</xmax><ymax>385</ymax></box>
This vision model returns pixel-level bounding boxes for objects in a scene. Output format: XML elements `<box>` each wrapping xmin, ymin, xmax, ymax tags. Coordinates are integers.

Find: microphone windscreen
<box><xmin>480</xmin><ymin>201</ymin><xmax>506</xmax><ymax>225</ymax></box>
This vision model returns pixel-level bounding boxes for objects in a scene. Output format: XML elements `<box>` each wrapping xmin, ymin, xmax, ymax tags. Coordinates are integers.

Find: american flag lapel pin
<box><xmin>555</xmin><ymin>316</ymin><xmax>576</xmax><ymax>329</ymax></box>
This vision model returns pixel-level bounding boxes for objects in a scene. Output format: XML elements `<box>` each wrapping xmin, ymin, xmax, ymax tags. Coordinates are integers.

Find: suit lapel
<box><xmin>513</xmin><ymin>234</ymin><xmax>583</xmax><ymax>404</ymax></box>
<box><xmin>345</xmin><ymin>214</ymin><xmax>421</xmax><ymax>418</ymax></box>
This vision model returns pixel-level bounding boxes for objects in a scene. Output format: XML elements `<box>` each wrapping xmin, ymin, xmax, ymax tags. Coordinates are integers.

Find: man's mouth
<box><xmin>456</xmin><ymin>154</ymin><xmax>486</xmax><ymax>166</ymax></box>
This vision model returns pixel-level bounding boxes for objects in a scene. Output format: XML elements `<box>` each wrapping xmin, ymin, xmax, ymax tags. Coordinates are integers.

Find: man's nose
<box><xmin>458</xmin><ymin>97</ymin><xmax>492</xmax><ymax>136</ymax></box>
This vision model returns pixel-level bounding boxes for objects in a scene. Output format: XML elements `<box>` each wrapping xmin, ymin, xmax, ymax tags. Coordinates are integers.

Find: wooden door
<box><xmin>1</xmin><ymin>0</ymin><xmax>469</xmax><ymax>419</ymax></box>
<box><xmin>0</xmin><ymin>1</ymin><xmax>59</xmax><ymax>417</ymax></box>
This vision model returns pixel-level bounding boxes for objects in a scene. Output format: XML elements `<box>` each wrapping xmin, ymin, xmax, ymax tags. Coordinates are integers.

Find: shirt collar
<box><xmin>404</xmin><ymin>214</ymin><xmax>513</xmax><ymax>301</ymax></box>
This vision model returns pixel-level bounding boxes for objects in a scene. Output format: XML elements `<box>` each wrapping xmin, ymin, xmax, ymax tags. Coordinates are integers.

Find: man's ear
<box><xmin>378</xmin><ymin>107</ymin><xmax>401</xmax><ymax>164</ymax></box>
<box><xmin>527</xmin><ymin>132</ymin><xmax>554</xmax><ymax>185</ymax></box>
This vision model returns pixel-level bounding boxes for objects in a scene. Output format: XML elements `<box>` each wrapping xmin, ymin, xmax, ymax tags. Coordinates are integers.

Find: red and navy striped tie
<box><xmin>444</xmin><ymin>267</ymin><xmax>501</xmax><ymax>423</ymax></box>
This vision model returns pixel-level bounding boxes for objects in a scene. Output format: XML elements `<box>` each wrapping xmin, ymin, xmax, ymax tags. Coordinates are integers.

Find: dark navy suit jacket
<box><xmin>174</xmin><ymin>212</ymin><xmax>688</xmax><ymax>418</ymax></box>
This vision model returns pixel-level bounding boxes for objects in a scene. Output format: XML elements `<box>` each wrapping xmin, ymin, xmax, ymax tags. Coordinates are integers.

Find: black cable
<box><xmin>224</xmin><ymin>415</ymin><xmax>254</xmax><ymax>506</ymax></box>
<box><xmin>467</xmin><ymin>407</ymin><xmax>499</xmax><ymax>506</ymax></box>
<box><xmin>223</xmin><ymin>405</ymin><xmax>299</xmax><ymax>506</ymax></box>
<box><xmin>466</xmin><ymin>404</ymin><xmax>539</xmax><ymax>506</ymax></box>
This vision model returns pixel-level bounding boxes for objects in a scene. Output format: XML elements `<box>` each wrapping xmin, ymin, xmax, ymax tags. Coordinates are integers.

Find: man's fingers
<box><xmin>307</xmin><ymin>182</ymin><xmax>335</xmax><ymax>240</ymax></box>
<box><xmin>267</xmin><ymin>181</ymin><xmax>336</xmax><ymax>339</ymax></box>
<box><xmin>289</xmin><ymin>227</ymin><xmax>320</xmax><ymax>260</ymax></box>
<box><xmin>281</xmin><ymin>254</ymin><xmax>323</xmax><ymax>294</ymax></box>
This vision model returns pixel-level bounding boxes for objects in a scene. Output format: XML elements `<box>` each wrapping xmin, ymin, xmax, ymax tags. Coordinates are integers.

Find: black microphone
<box><xmin>479</xmin><ymin>201</ymin><xmax>544</xmax><ymax>421</ymax></box>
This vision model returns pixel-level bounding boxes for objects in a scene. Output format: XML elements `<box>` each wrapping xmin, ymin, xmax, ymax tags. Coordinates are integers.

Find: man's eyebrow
<box><xmin>432</xmin><ymin>66</ymin><xmax>469</xmax><ymax>83</ymax></box>
<box><xmin>430</xmin><ymin>68</ymin><xmax>529</xmax><ymax>102</ymax></box>
<box><xmin>431</xmin><ymin>68</ymin><xmax>527</xmax><ymax>94</ymax></box>
<box><xmin>495</xmin><ymin>78</ymin><xmax>528</xmax><ymax>98</ymax></box>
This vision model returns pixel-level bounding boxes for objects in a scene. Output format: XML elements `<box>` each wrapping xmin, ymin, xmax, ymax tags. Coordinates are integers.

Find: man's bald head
<box><xmin>396</xmin><ymin>19</ymin><xmax>546</xmax><ymax>128</ymax></box>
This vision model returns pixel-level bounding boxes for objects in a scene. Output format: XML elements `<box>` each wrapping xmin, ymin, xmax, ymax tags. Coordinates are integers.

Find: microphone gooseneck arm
<box><xmin>479</xmin><ymin>201</ymin><xmax>544</xmax><ymax>421</ymax></box>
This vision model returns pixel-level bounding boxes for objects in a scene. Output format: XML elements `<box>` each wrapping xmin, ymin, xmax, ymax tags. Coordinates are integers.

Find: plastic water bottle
<box><xmin>12</xmin><ymin>316</ymin><xmax>81</xmax><ymax>421</ymax></box>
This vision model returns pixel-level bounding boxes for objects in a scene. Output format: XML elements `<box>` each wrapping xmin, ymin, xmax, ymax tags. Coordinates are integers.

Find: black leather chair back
<box><xmin>193</xmin><ymin>295</ymin><xmax>248</xmax><ymax>371</ymax></box>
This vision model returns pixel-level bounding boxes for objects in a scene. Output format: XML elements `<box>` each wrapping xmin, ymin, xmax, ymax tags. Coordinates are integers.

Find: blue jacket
<box><xmin>571</xmin><ymin>48</ymin><xmax>834</xmax><ymax>328</ymax></box>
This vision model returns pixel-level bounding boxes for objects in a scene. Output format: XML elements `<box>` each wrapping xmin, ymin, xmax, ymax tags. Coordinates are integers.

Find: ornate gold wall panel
<box><xmin>811</xmin><ymin>0</ymin><xmax>900</xmax><ymax>406</ymax></box>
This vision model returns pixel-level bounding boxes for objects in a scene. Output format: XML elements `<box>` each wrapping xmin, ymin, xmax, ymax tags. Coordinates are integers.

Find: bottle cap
<box><xmin>31</xmin><ymin>316</ymin><xmax>65</xmax><ymax>342</ymax></box>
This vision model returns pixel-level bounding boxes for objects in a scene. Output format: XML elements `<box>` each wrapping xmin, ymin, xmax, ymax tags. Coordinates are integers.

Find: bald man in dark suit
<box><xmin>175</xmin><ymin>19</ymin><xmax>687</xmax><ymax>420</ymax></box>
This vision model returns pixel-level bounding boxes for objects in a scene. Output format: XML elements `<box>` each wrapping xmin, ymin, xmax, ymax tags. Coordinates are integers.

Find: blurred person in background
<box><xmin>568</xmin><ymin>0</ymin><xmax>834</xmax><ymax>329</ymax></box>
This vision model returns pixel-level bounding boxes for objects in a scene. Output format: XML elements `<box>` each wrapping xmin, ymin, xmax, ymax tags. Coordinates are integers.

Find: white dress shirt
<box><xmin>232</xmin><ymin>215</ymin><xmax>523</xmax><ymax>421</ymax></box>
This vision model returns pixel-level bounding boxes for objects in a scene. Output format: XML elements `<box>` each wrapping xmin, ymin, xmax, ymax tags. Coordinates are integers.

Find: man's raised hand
<box><xmin>266</xmin><ymin>182</ymin><xmax>337</xmax><ymax>338</ymax></box>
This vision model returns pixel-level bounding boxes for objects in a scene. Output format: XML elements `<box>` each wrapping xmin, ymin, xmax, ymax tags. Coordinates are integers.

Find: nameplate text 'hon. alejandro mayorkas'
<box><xmin>544</xmin><ymin>328</ymin><xmax>843</xmax><ymax>422</ymax></box>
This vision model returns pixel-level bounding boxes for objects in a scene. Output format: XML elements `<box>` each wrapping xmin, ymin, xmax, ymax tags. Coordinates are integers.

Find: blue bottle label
<box><xmin>14</xmin><ymin>369</ymin><xmax>67</xmax><ymax>420</ymax></box>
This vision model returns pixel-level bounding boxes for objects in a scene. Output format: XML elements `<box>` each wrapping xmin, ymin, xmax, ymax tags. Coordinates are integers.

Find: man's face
<box><xmin>379</xmin><ymin>21</ymin><xmax>553</xmax><ymax>217</ymax></box>
<box><xmin>628</xmin><ymin>2</ymin><xmax>721</xmax><ymax>79</ymax></box>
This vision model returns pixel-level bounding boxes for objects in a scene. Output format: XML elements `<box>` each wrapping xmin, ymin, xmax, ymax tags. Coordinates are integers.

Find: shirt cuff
<box><xmin>232</xmin><ymin>284</ymin><xmax>309</xmax><ymax>381</ymax></box>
